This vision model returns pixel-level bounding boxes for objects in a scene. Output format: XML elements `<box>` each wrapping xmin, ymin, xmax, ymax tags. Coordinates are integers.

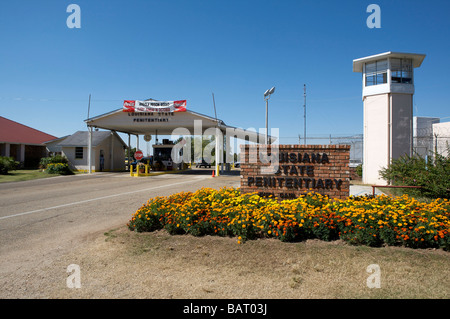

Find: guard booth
<box><xmin>84</xmin><ymin>99</ymin><xmax>274</xmax><ymax>176</ymax></box>
<box><xmin>152</xmin><ymin>140</ymin><xmax>176</xmax><ymax>171</ymax></box>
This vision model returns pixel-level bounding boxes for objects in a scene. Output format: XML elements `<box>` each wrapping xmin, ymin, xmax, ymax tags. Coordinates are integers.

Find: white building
<box><xmin>353</xmin><ymin>51</ymin><xmax>426</xmax><ymax>184</ymax></box>
<box><xmin>432</xmin><ymin>122</ymin><xmax>450</xmax><ymax>157</ymax></box>
<box><xmin>58</xmin><ymin>130</ymin><xmax>126</xmax><ymax>172</ymax></box>
<box><xmin>413</xmin><ymin>116</ymin><xmax>440</xmax><ymax>157</ymax></box>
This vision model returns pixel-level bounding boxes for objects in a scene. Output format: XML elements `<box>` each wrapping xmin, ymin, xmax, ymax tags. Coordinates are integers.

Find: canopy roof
<box><xmin>85</xmin><ymin>108</ymin><xmax>276</xmax><ymax>143</ymax></box>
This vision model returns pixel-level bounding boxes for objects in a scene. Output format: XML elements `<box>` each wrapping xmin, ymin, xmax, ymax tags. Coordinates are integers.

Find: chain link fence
<box><xmin>414</xmin><ymin>126</ymin><xmax>450</xmax><ymax>158</ymax></box>
<box><xmin>279</xmin><ymin>134</ymin><xmax>363</xmax><ymax>166</ymax></box>
<box><xmin>279</xmin><ymin>126</ymin><xmax>450</xmax><ymax>167</ymax></box>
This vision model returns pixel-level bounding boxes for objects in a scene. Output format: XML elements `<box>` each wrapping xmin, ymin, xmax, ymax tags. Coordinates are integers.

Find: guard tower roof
<box><xmin>353</xmin><ymin>51</ymin><xmax>426</xmax><ymax>73</ymax></box>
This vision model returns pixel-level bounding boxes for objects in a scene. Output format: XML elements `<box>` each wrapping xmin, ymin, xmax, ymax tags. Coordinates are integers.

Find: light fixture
<box><xmin>264</xmin><ymin>87</ymin><xmax>275</xmax><ymax>98</ymax></box>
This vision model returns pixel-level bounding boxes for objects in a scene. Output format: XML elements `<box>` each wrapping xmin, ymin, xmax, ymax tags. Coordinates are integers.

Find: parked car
<box><xmin>196</xmin><ymin>160</ymin><xmax>211</xmax><ymax>168</ymax></box>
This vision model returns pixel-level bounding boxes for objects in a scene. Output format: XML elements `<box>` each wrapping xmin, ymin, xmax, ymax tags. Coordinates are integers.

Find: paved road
<box><xmin>0</xmin><ymin>170</ymin><xmax>376</xmax><ymax>297</ymax></box>
<box><xmin>0</xmin><ymin>170</ymin><xmax>240</xmax><ymax>289</ymax></box>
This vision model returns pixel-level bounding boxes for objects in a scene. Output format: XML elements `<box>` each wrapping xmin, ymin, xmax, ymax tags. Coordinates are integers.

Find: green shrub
<box><xmin>379</xmin><ymin>151</ymin><xmax>450</xmax><ymax>199</ymax></box>
<box><xmin>39</xmin><ymin>155</ymin><xmax>68</xmax><ymax>169</ymax></box>
<box><xmin>45</xmin><ymin>163</ymin><xmax>73</xmax><ymax>175</ymax></box>
<box><xmin>0</xmin><ymin>156</ymin><xmax>19</xmax><ymax>175</ymax></box>
<box><xmin>356</xmin><ymin>164</ymin><xmax>362</xmax><ymax>177</ymax></box>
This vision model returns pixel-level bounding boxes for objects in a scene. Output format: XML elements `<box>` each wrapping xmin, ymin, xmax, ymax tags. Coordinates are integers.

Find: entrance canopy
<box><xmin>84</xmin><ymin>105</ymin><xmax>276</xmax><ymax>175</ymax></box>
<box><xmin>85</xmin><ymin>108</ymin><xmax>276</xmax><ymax>143</ymax></box>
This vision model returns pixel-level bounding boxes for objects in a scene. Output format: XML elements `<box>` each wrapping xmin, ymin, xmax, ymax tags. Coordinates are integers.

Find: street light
<box><xmin>264</xmin><ymin>87</ymin><xmax>275</xmax><ymax>144</ymax></box>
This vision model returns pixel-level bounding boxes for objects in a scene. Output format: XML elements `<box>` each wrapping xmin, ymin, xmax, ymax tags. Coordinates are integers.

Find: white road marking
<box><xmin>0</xmin><ymin>177</ymin><xmax>209</xmax><ymax>221</ymax></box>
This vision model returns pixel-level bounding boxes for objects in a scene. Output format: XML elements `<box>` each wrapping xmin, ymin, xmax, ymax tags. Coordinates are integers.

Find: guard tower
<box><xmin>353</xmin><ymin>52</ymin><xmax>426</xmax><ymax>184</ymax></box>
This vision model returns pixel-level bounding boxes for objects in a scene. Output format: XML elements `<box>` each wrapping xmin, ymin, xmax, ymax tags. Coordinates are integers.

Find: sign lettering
<box><xmin>123</xmin><ymin>100</ymin><xmax>187</xmax><ymax>113</ymax></box>
<box><xmin>240</xmin><ymin>145</ymin><xmax>350</xmax><ymax>200</ymax></box>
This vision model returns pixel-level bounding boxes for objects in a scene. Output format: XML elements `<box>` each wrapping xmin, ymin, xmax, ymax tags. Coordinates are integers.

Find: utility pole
<box><xmin>87</xmin><ymin>94</ymin><xmax>91</xmax><ymax>119</ymax></box>
<box><xmin>87</xmin><ymin>94</ymin><xmax>92</xmax><ymax>174</ymax></box>
<box><xmin>303</xmin><ymin>84</ymin><xmax>306</xmax><ymax>145</ymax></box>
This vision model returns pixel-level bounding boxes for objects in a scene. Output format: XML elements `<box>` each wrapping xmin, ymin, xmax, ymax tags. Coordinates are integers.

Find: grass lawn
<box><xmin>0</xmin><ymin>169</ymin><xmax>61</xmax><ymax>183</ymax></box>
<box><xmin>55</xmin><ymin>226</ymin><xmax>450</xmax><ymax>299</ymax></box>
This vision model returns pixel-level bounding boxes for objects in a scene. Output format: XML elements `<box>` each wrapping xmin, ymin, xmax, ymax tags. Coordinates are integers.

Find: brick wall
<box><xmin>240</xmin><ymin>144</ymin><xmax>350</xmax><ymax>200</ymax></box>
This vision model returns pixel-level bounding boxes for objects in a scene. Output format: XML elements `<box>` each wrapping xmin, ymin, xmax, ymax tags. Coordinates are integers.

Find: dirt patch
<box><xmin>33</xmin><ymin>226</ymin><xmax>450</xmax><ymax>299</ymax></box>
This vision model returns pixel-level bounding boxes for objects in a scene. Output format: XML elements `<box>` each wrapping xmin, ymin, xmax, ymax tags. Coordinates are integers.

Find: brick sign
<box><xmin>240</xmin><ymin>144</ymin><xmax>350</xmax><ymax>200</ymax></box>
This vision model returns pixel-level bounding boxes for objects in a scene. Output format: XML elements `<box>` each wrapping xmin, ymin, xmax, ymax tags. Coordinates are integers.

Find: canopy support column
<box><xmin>127</xmin><ymin>133</ymin><xmax>131</xmax><ymax>171</ymax></box>
<box><xmin>88</xmin><ymin>126</ymin><xmax>93</xmax><ymax>174</ymax></box>
<box><xmin>225</xmin><ymin>133</ymin><xmax>231</xmax><ymax>171</ymax></box>
<box><xmin>110</xmin><ymin>131</ymin><xmax>115</xmax><ymax>171</ymax></box>
<box><xmin>215</xmin><ymin>129</ymin><xmax>223</xmax><ymax>177</ymax></box>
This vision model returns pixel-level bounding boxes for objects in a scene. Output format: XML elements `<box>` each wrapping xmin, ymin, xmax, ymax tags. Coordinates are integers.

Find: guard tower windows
<box><xmin>365</xmin><ymin>59</ymin><xmax>388</xmax><ymax>86</ymax></box>
<box><xmin>391</xmin><ymin>58</ymin><xmax>413</xmax><ymax>84</ymax></box>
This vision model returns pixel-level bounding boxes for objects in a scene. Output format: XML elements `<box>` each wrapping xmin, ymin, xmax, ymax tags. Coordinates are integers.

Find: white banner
<box><xmin>123</xmin><ymin>100</ymin><xmax>186</xmax><ymax>112</ymax></box>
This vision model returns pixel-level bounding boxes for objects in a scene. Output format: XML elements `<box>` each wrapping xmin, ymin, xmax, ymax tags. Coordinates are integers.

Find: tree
<box><xmin>125</xmin><ymin>147</ymin><xmax>136</xmax><ymax>160</ymax></box>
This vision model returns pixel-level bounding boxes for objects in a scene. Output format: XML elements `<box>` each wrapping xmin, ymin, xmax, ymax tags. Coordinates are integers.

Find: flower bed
<box><xmin>128</xmin><ymin>187</ymin><xmax>450</xmax><ymax>250</ymax></box>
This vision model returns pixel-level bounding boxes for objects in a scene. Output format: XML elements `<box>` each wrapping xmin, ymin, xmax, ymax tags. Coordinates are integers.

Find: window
<box><xmin>365</xmin><ymin>59</ymin><xmax>388</xmax><ymax>86</ymax></box>
<box><xmin>75</xmin><ymin>147</ymin><xmax>83</xmax><ymax>159</ymax></box>
<box><xmin>391</xmin><ymin>58</ymin><xmax>412</xmax><ymax>84</ymax></box>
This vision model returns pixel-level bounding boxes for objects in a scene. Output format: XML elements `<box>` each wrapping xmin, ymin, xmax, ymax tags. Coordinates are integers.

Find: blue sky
<box><xmin>1</xmin><ymin>0</ymin><xmax>449</xmax><ymax>149</ymax></box>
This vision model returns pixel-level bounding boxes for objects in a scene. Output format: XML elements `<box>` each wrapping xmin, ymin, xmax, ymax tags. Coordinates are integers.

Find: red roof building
<box><xmin>0</xmin><ymin>116</ymin><xmax>58</xmax><ymax>168</ymax></box>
